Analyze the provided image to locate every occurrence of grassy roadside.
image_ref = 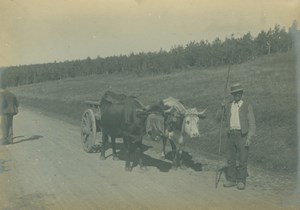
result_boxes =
[11,51,298,172]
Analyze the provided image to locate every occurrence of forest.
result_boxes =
[1,21,299,87]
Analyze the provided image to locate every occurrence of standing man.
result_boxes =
[1,81,19,145]
[0,84,6,145]
[216,82,256,190]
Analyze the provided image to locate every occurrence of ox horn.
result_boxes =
[197,107,207,118]
[136,108,148,117]
[164,106,173,113]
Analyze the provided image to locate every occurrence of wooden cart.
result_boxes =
[80,100,102,153]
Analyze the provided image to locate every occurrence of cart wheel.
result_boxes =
[81,109,97,153]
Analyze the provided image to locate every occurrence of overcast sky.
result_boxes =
[0,0,299,67]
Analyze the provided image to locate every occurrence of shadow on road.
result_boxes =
[162,151,203,172]
[103,142,203,172]
[12,135,43,144]
[114,143,173,172]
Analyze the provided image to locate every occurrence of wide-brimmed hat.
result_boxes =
[230,83,243,94]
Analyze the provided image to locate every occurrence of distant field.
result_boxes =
[11,51,298,172]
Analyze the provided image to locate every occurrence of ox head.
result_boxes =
[181,107,207,138]
[164,107,183,132]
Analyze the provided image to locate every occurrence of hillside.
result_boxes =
[11,51,298,172]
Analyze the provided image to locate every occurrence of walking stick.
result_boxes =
[215,64,231,188]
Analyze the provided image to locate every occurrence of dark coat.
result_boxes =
[2,90,19,115]
[0,90,6,115]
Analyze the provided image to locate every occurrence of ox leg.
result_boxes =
[123,138,132,172]
[161,136,177,160]
[100,133,109,160]
[168,139,177,166]
[172,144,183,170]
[136,140,147,171]
[177,144,187,170]
[170,139,177,159]
[161,136,167,160]
[172,150,186,170]
[162,135,177,161]
[172,149,179,170]
[178,150,187,170]
[111,137,119,160]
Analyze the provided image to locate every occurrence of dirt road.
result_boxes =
[0,107,299,210]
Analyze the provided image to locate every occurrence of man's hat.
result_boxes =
[230,83,243,93]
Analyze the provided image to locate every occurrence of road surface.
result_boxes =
[0,107,299,210]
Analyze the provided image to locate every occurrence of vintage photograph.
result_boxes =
[0,0,299,209]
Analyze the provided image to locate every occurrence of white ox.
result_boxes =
[146,97,207,169]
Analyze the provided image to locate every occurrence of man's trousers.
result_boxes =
[226,130,249,184]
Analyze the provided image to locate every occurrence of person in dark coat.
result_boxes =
[216,82,256,190]
[0,81,19,145]
[0,85,6,145]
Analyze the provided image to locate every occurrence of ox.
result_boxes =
[146,97,207,169]
[99,91,148,171]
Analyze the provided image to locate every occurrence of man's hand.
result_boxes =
[221,100,226,108]
[245,136,253,147]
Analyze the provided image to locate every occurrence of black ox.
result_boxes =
[99,91,148,171]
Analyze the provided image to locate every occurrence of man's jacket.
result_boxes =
[2,90,19,115]
[217,99,256,137]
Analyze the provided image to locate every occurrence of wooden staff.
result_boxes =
[215,64,231,188]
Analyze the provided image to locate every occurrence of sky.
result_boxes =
[0,0,299,67]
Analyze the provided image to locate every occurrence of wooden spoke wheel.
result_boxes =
[81,109,97,153]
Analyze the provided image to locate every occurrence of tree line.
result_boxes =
[2,22,299,87]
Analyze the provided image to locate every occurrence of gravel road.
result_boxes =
[0,107,299,210]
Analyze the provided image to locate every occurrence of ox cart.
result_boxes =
[81,94,207,171]
[81,100,103,153]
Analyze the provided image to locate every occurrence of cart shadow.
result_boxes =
[101,142,202,172]
[12,135,43,144]
[114,143,173,172]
